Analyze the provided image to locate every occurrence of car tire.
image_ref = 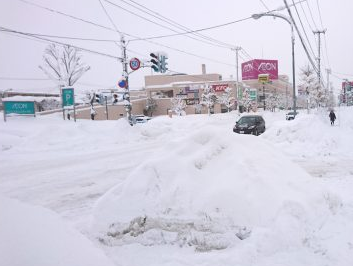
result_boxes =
[253,129,258,136]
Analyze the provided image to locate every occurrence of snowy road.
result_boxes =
[1,109,353,266]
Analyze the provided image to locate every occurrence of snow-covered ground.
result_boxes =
[1,107,353,266]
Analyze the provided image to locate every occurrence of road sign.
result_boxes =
[61,87,76,122]
[118,79,127,88]
[129,57,141,71]
[249,89,257,101]
[3,101,36,122]
[258,74,269,83]
[61,87,74,107]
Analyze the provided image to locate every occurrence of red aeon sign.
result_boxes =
[241,59,278,80]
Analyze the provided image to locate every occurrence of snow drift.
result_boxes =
[92,120,333,251]
[0,196,115,266]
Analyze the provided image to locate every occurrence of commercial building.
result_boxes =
[340,81,353,105]
[144,65,241,115]
[75,65,241,120]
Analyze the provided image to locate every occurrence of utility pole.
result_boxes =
[121,35,133,125]
[313,29,326,86]
[326,68,331,92]
[263,83,266,111]
[231,46,242,111]
[235,47,241,90]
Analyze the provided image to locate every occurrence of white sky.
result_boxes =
[1,0,352,94]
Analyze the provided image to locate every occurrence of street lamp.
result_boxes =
[252,12,297,115]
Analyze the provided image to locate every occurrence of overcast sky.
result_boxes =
[1,0,352,95]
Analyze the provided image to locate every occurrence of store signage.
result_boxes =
[212,84,228,92]
[242,59,278,80]
[3,101,36,122]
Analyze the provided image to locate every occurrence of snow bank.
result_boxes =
[262,108,353,158]
[0,196,116,266]
[92,119,331,251]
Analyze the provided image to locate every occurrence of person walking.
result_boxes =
[329,110,336,126]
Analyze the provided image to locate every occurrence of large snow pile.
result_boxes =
[0,196,115,266]
[92,117,336,251]
[262,108,353,158]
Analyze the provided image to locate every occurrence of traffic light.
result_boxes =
[95,93,102,104]
[150,53,160,72]
[160,55,168,73]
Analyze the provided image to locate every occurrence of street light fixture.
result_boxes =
[252,12,297,115]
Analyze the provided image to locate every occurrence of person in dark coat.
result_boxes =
[329,110,336,125]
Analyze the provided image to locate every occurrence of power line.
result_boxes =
[120,0,236,49]
[98,0,122,34]
[128,15,252,42]
[305,0,318,30]
[331,71,353,78]
[0,77,50,81]
[313,0,330,68]
[298,0,314,32]
[15,0,235,67]
[16,0,130,36]
[0,26,123,60]
[1,29,120,43]
[104,0,235,49]
[291,0,316,59]
[259,0,270,11]
[283,1,318,75]
[315,0,324,29]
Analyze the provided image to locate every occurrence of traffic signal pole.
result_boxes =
[121,35,133,125]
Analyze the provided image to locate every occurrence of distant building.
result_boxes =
[144,65,242,115]
[340,81,353,105]
[240,59,293,109]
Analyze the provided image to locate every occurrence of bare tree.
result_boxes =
[171,97,186,116]
[299,65,328,110]
[200,85,217,115]
[39,44,90,86]
[218,87,235,112]
[144,97,157,116]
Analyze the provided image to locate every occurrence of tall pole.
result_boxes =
[313,29,326,86]
[121,35,132,125]
[235,46,241,89]
[263,83,266,110]
[291,23,296,114]
[232,46,242,111]
[326,68,331,92]
[252,10,296,115]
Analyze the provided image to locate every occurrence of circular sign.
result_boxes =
[129,57,141,71]
[118,79,127,88]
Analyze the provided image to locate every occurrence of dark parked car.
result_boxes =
[233,115,266,136]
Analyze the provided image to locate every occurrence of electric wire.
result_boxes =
[15,0,235,67]
[291,0,316,59]
[283,1,319,75]
[305,0,318,30]
[1,29,120,43]
[16,0,129,37]
[298,0,314,31]
[259,0,270,11]
[98,0,122,34]
[0,77,50,80]
[0,26,123,60]
[104,0,235,49]
[315,0,325,29]
[120,0,236,49]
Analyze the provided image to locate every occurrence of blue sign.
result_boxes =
[118,79,127,88]
[3,101,36,121]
